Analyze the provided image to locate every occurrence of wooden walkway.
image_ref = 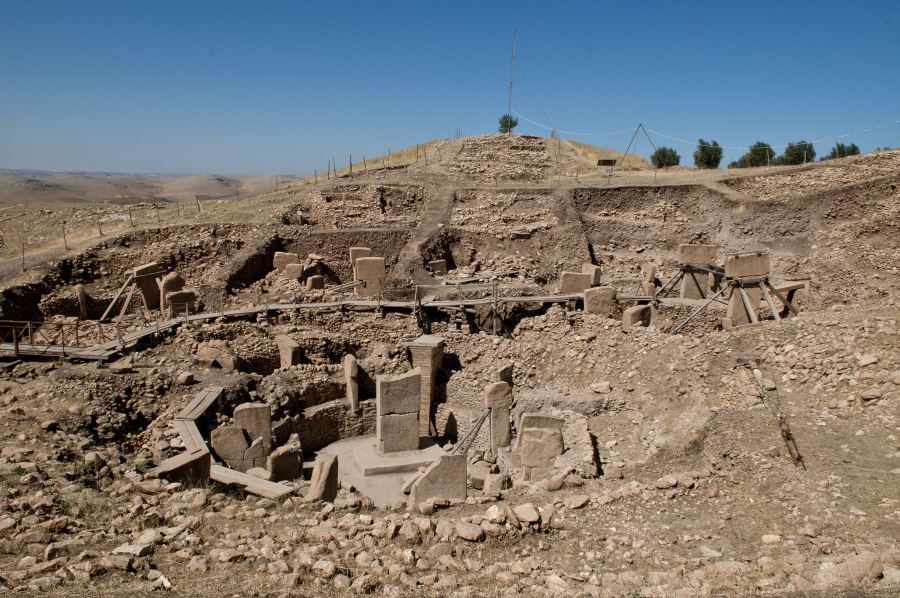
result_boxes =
[0,292,585,361]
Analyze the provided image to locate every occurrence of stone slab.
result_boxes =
[584,286,618,317]
[622,304,651,331]
[484,381,513,409]
[352,437,445,476]
[520,413,565,431]
[410,453,467,504]
[678,244,718,264]
[559,271,592,294]
[355,256,385,280]
[267,444,301,482]
[148,449,210,486]
[233,403,272,450]
[377,413,420,453]
[581,263,602,286]
[273,251,300,270]
[724,253,769,278]
[520,427,564,468]
[209,464,293,499]
[376,369,421,416]
[307,453,339,501]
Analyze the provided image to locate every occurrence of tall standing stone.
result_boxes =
[233,403,272,454]
[485,381,513,449]
[132,262,162,310]
[274,335,302,369]
[677,244,718,299]
[349,247,372,280]
[408,335,444,436]
[74,284,88,320]
[344,354,359,412]
[376,369,421,453]
[307,453,339,502]
[355,257,386,297]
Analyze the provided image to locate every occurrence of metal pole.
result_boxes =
[61,223,68,250]
[21,241,25,272]
[508,29,517,121]
[128,207,134,226]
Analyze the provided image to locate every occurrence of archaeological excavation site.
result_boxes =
[0,134,898,596]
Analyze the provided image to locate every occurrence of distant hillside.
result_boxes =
[0,172,298,205]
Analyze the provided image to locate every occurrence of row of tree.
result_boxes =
[650,140,863,169]
[495,114,873,170]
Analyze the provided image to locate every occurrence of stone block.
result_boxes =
[581,263,602,286]
[490,405,511,449]
[267,444,300,482]
[724,252,769,278]
[377,413,419,453]
[376,369,421,416]
[159,272,185,310]
[133,262,161,309]
[272,251,299,270]
[520,413,564,431]
[344,355,359,412]
[583,286,618,317]
[520,427,564,468]
[427,259,448,275]
[678,244,718,265]
[242,437,269,470]
[496,363,514,386]
[74,284,88,320]
[622,305,651,332]
[149,449,210,486]
[484,382,512,409]
[409,335,444,437]
[307,454,338,502]
[559,271,592,294]
[306,275,325,290]
[233,403,272,451]
[281,263,305,280]
[210,426,249,467]
[410,454,467,504]
[274,335,302,369]
[725,287,763,326]
[349,247,372,277]
[165,290,197,315]
[355,257,386,297]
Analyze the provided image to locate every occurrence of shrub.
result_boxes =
[693,139,723,169]
[821,142,860,160]
[498,114,518,134]
[650,146,680,168]
[728,141,775,168]
[778,140,815,165]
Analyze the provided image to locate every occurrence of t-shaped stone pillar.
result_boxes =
[408,335,444,436]
[484,381,513,449]
[132,262,162,310]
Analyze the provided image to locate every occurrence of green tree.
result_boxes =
[498,114,518,134]
[728,141,775,168]
[777,140,815,165]
[650,146,680,168]
[693,139,723,168]
[821,142,860,160]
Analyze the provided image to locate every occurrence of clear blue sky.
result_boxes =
[2,0,898,173]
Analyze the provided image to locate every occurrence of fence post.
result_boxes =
[128,207,134,226]
[12,324,19,357]
[27,321,34,345]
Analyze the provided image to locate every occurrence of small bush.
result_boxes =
[650,146,680,168]
[728,141,775,168]
[693,139,723,169]
[821,142,860,160]
[498,114,518,134]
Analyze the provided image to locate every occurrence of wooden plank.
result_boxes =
[176,387,224,421]
[209,464,294,499]
[99,275,134,322]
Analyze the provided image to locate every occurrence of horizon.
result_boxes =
[1,0,898,175]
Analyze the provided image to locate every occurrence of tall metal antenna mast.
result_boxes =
[508,29,517,119]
